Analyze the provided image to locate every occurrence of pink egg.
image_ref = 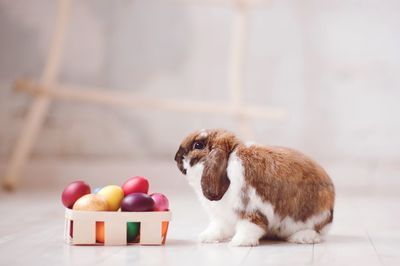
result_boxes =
[150,193,169,211]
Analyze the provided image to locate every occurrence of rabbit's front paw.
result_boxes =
[198,222,234,243]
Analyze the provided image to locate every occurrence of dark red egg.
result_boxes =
[61,181,91,208]
[121,193,155,212]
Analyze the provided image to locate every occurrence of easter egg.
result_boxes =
[127,222,140,242]
[162,221,169,238]
[97,185,124,211]
[69,220,73,238]
[122,176,149,196]
[72,194,109,211]
[150,193,169,211]
[121,193,155,212]
[92,187,102,194]
[61,181,91,208]
[162,222,168,236]
[161,222,169,244]
[96,222,105,243]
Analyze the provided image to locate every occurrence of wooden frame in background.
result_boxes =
[2,0,284,190]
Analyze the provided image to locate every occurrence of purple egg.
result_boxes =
[121,193,155,212]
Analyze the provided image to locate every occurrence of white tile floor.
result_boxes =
[0,159,399,266]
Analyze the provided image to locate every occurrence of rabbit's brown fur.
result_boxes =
[236,145,334,227]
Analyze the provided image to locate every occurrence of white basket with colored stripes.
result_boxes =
[64,208,171,246]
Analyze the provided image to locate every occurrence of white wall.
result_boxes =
[0,0,399,163]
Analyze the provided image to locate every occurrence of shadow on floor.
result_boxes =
[166,238,197,247]
[257,234,366,246]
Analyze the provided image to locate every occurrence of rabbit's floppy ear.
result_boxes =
[201,148,230,201]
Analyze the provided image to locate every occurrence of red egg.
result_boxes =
[122,176,149,196]
[121,193,155,212]
[150,193,169,211]
[61,181,91,208]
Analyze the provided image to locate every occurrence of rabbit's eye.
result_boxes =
[193,141,205,150]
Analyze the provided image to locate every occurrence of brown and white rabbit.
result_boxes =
[174,129,335,246]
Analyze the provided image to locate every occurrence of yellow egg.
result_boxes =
[72,194,109,211]
[97,185,124,211]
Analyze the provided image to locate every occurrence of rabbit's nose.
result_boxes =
[174,152,181,162]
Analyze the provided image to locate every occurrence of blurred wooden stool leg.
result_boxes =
[2,0,72,190]
[2,97,51,190]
